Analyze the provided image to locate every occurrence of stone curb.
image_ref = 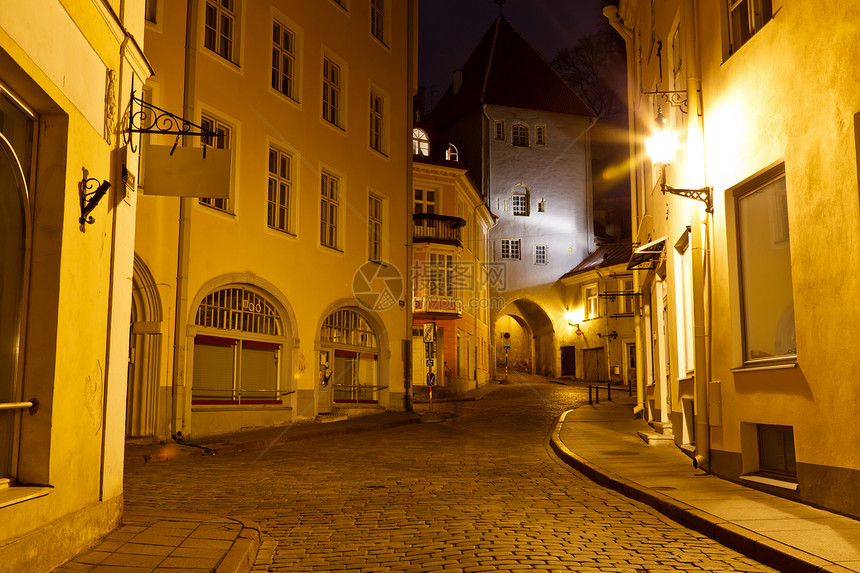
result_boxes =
[216,517,261,573]
[549,409,851,573]
[126,415,421,466]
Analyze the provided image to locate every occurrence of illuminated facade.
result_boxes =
[134,0,415,438]
[0,0,150,570]
[410,150,494,395]
[431,16,596,378]
[606,0,860,516]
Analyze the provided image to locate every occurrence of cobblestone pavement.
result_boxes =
[124,373,776,572]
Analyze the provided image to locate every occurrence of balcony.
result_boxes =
[413,213,466,247]
[413,295,464,315]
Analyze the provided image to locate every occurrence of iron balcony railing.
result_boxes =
[413,213,466,246]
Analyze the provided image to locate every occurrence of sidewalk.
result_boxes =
[551,395,860,573]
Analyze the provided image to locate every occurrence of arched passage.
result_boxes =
[494,298,556,378]
[127,255,163,438]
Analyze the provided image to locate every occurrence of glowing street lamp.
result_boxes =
[645,108,712,213]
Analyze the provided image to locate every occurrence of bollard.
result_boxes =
[595,385,599,404]
[607,381,612,401]
[628,379,632,396]
[588,385,593,405]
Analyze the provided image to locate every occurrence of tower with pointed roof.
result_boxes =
[430,15,595,377]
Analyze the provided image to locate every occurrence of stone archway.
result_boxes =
[127,255,163,438]
[493,298,556,378]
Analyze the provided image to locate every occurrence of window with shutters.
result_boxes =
[192,286,284,405]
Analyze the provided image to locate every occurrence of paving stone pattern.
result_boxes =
[124,373,776,572]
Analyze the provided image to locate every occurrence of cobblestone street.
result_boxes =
[124,374,775,572]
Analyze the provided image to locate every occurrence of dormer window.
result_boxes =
[445,143,459,161]
[412,128,429,156]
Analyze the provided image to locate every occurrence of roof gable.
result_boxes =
[432,16,594,126]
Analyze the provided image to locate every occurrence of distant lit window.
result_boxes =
[204,0,238,63]
[726,0,773,56]
[535,244,547,265]
[501,239,521,260]
[412,128,429,156]
[512,124,528,147]
[445,143,459,161]
[585,285,599,319]
[413,187,436,214]
[494,120,505,141]
[535,125,546,145]
[272,20,297,100]
[511,185,529,216]
[200,114,231,212]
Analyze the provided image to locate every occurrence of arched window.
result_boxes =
[319,308,380,403]
[0,92,34,478]
[512,124,529,147]
[445,143,459,162]
[412,128,429,156]
[192,286,285,404]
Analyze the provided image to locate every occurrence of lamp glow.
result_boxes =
[645,130,678,165]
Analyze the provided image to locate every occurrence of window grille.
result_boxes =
[501,239,520,260]
[535,244,547,265]
[512,193,528,216]
[321,309,378,349]
[195,286,282,336]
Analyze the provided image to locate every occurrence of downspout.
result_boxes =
[480,103,495,381]
[405,0,417,411]
[171,0,198,438]
[603,3,646,416]
[682,0,711,472]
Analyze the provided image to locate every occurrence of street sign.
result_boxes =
[504,345,511,350]
[426,359,434,367]
[423,322,437,343]
[427,372,436,386]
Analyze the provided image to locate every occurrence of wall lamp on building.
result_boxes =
[563,311,584,335]
[645,108,712,213]
[78,167,111,232]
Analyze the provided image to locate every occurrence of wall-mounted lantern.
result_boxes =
[78,167,111,232]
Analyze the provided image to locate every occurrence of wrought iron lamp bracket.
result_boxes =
[661,183,713,213]
[125,90,222,153]
[79,167,111,232]
[643,90,690,114]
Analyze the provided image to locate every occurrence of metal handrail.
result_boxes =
[0,399,39,415]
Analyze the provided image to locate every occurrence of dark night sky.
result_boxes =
[418,0,605,109]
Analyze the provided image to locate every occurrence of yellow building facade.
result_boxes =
[134,0,415,439]
[0,0,150,570]
[606,0,860,516]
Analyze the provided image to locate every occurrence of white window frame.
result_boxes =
[427,252,454,298]
[534,244,547,265]
[267,145,295,235]
[199,113,233,213]
[725,0,773,57]
[535,124,546,145]
[511,192,528,216]
[500,239,521,260]
[619,278,635,314]
[204,0,239,64]
[322,53,346,130]
[320,169,342,250]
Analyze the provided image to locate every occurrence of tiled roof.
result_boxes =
[561,243,632,279]
[431,16,594,127]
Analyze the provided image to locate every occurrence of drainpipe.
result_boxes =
[171,0,198,438]
[682,0,711,472]
[405,0,417,411]
[603,4,645,417]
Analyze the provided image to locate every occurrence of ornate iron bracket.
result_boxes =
[643,90,689,114]
[661,183,712,213]
[124,89,222,153]
[79,167,111,232]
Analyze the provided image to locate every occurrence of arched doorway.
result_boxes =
[126,255,163,438]
[494,298,556,377]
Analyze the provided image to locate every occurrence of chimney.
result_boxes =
[453,69,463,94]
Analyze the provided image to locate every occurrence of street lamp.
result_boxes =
[645,108,712,213]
